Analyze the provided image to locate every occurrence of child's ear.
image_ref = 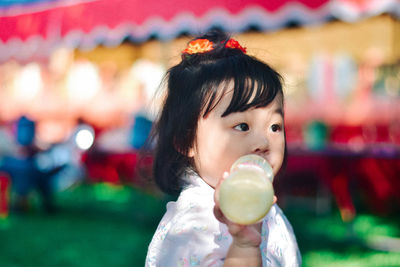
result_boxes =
[174,139,195,157]
[187,146,195,158]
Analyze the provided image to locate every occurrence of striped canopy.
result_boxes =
[0,0,399,61]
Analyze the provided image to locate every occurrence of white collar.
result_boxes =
[182,172,215,195]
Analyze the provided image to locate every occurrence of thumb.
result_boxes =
[214,171,229,205]
[273,196,278,205]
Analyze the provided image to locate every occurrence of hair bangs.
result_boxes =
[201,56,283,118]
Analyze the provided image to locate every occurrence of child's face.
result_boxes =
[189,88,285,188]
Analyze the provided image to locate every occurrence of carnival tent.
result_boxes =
[1,0,399,61]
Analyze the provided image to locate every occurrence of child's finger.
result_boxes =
[213,204,229,225]
[214,171,229,205]
[213,205,223,222]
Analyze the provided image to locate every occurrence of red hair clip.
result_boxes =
[225,39,246,53]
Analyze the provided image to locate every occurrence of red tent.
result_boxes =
[0,0,398,61]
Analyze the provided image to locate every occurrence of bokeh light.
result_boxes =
[75,128,94,150]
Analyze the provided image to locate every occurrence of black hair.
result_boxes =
[152,30,285,195]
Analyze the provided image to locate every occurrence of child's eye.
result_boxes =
[271,124,282,132]
[234,123,249,132]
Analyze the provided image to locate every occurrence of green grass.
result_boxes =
[0,184,399,267]
[0,184,169,267]
[286,210,400,267]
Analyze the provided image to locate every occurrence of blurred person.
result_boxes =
[146,31,301,266]
[30,117,98,194]
[48,118,94,190]
[0,116,59,213]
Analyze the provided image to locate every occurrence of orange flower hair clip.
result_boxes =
[225,38,246,53]
[183,39,214,54]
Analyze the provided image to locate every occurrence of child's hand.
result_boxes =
[213,172,277,248]
[214,203,263,247]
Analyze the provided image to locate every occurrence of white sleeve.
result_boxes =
[261,204,302,267]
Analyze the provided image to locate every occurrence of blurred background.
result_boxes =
[0,0,399,266]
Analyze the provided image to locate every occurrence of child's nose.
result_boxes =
[252,134,269,155]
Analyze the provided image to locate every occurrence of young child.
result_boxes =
[146,31,301,266]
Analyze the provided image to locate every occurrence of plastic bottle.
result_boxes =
[219,154,274,225]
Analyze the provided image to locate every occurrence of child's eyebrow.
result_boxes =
[274,107,284,117]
